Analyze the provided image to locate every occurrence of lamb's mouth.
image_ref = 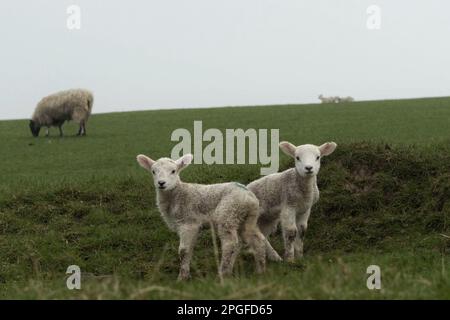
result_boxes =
[158,186,166,190]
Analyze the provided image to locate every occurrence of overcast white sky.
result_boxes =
[0,0,449,120]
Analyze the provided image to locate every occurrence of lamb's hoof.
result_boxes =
[274,256,283,262]
[284,255,295,263]
[177,272,191,281]
[268,252,283,262]
[256,266,266,274]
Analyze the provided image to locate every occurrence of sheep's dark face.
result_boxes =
[29,120,41,137]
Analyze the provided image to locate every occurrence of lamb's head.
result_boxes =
[136,153,193,191]
[279,141,337,177]
[29,120,40,137]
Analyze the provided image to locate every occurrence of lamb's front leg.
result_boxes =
[280,206,297,262]
[294,208,311,259]
[177,224,200,281]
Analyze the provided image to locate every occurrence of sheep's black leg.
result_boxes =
[59,125,64,137]
[77,125,82,136]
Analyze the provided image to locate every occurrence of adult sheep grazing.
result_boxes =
[248,141,337,262]
[136,153,266,280]
[29,89,94,137]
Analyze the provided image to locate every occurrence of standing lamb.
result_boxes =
[248,141,337,262]
[29,89,94,137]
[136,153,266,280]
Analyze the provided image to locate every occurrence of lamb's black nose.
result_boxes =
[305,166,313,172]
[158,181,166,186]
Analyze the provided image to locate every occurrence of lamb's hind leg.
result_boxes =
[258,219,282,262]
[242,217,267,273]
[177,224,200,281]
[218,226,240,278]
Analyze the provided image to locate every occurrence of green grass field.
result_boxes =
[1,98,450,299]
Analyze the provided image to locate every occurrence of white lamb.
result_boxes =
[318,94,335,104]
[136,153,266,280]
[248,141,337,262]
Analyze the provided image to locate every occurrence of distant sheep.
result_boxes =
[338,96,354,103]
[318,94,335,104]
[248,141,337,262]
[29,89,94,137]
[136,153,266,280]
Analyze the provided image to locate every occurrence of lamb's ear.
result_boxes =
[319,142,337,156]
[176,154,193,170]
[279,141,297,158]
[136,154,155,171]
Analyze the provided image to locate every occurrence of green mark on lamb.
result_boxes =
[233,182,248,190]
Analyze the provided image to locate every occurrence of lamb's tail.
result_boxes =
[229,182,260,220]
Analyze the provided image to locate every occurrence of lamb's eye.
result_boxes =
[152,170,155,174]
[171,170,176,174]
[316,156,320,161]
[296,156,300,161]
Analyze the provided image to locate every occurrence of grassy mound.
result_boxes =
[1,142,449,298]
[305,142,450,253]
